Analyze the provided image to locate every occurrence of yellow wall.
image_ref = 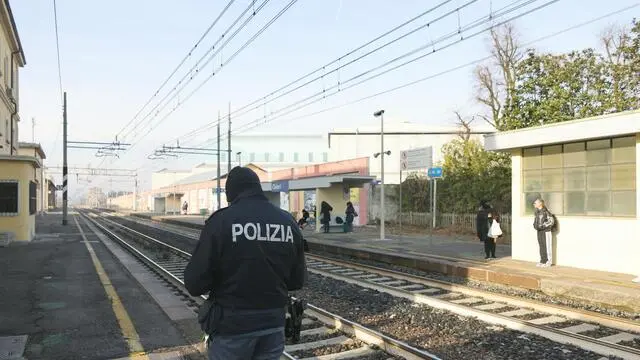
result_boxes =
[0,159,36,242]
[510,135,640,275]
[315,185,348,232]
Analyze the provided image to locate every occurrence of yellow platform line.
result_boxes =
[74,215,149,359]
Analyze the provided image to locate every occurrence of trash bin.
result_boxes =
[200,208,208,216]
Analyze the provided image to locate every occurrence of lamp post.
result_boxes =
[374,109,385,240]
[236,152,242,167]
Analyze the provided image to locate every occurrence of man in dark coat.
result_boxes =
[476,200,492,259]
[184,166,307,360]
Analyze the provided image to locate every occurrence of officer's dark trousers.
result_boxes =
[537,230,552,264]
[208,327,284,360]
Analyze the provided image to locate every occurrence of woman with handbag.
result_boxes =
[486,210,502,259]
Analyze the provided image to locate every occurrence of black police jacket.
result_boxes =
[184,190,307,310]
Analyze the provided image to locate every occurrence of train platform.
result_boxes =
[0,213,204,360]
[143,214,640,314]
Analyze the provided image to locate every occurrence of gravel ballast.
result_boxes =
[295,273,622,360]
[312,251,640,321]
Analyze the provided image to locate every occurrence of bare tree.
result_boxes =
[475,23,522,130]
[454,111,473,142]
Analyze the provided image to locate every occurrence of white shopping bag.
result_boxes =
[489,221,502,237]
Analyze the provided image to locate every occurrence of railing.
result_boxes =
[388,212,512,237]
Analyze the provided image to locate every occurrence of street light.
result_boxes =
[373,109,386,240]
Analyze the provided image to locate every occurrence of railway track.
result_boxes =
[80,210,439,360]
[304,254,640,360]
[100,212,640,359]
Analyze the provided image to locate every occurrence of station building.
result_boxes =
[0,0,36,244]
[484,110,639,275]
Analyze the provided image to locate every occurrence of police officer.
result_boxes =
[184,166,307,360]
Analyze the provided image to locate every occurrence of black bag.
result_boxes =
[198,296,221,334]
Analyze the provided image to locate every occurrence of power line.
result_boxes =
[226,0,549,137]
[115,0,237,140]
[122,0,300,156]
[120,0,273,143]
[230,1,637,137]
[137,0,629,170]
[50,0,64,162]
[176,0,466,141]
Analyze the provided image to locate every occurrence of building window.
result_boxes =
[322,152,328,162]
[522,136,636,217]
[279,152,285,162]
[293,152,299,162]
[249,152,255,162]
[0,181,18,215]
[29,181,36,215]
[264,152,270,162]
[308,152,314,162]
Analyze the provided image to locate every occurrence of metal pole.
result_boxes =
[216,114,221,210]
[228,102,232,172]
[380,113,385,241]
[62,92,68,225]
[399,168,402,237]
[133,175,138,211]
[432,178,437,229]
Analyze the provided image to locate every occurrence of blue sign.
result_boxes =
[427,167,443,179]
[212,188,225,194]
[271,181,289,192]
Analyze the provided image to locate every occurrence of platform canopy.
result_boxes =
[262,174,376,192]
[484,110,640,151]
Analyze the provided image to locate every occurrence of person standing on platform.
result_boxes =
[533,198,555,268]
[182,201,188,215]
[486,209,502,259]
[476,200,492,259]
[184,166,307,360]
[345,202,357,233]
[320,201,333,233]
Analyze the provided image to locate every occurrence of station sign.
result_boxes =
[271,181,289,192]
[212,188,225,194]
[400,146,433,171]
[427,167,443,179]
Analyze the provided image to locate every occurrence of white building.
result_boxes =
[329,121,495,184]
[485,110,639,275]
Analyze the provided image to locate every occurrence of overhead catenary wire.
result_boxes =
[176,0,534,144]
[120,0,273,144]
[122,0,300,156]
[128,0,632,176]
[49,0,64,161]
[221,0,551,139]
[115,0,237,140]
[230,0,638,137]
[176,0,474,142]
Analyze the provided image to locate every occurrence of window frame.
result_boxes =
[0,180,19,216]
[521,135,636,218]
[29,181,37,215]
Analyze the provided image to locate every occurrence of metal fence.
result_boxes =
[393,212,512,234]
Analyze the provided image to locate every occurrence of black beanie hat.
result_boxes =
[225,166,263,203]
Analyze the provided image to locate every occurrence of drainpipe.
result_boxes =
[9,50,20,155]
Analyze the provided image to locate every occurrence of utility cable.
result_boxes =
[121,0,271,143]
[228,0,549,137]
[115,0,236,140]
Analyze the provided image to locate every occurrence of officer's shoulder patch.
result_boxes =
[205,207,229,224]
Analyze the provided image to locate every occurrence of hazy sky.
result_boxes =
[11,0,638,196]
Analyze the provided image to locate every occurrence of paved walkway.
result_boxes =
[0,213,203,360]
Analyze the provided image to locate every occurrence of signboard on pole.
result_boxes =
[271,181,289,192]
[399,146,433,171]
[427,167,443,179]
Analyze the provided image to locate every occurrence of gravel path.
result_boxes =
[312,251,640,321]
[295,273,621,360]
